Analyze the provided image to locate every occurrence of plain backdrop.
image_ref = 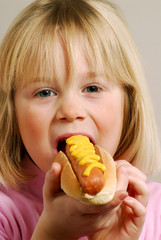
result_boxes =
[0,0,161,182]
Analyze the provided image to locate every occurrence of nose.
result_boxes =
[55,95,86,122]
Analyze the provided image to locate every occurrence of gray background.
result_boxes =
[0,0,161,182]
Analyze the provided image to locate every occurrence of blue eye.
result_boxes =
[85,86,100,93]
[37,90,55,97]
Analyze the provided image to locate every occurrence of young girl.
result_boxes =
[0,0,160,239]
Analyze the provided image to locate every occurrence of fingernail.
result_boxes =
[51,162,61,174]
[124,196,133,204]
[121,166,127,174]
[119,192,128,201]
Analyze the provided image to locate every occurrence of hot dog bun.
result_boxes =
[55,142,116,205]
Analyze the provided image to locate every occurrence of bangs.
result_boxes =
[0,0,133,92]
[14,25,117,89]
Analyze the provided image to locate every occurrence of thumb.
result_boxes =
[43,162,62,200]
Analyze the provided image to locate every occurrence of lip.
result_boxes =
[54,132,95,153]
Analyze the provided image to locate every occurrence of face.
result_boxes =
[14,41,124,172]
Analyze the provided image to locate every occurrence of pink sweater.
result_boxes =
[0,159,161,239]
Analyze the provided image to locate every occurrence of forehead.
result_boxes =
[15,30,111,89]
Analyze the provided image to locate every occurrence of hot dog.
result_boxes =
[65,135,106,196]
[55,135,116,205]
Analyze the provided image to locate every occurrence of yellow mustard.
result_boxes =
[66,135,106,176]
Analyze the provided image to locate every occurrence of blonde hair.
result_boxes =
[0,0,160,187]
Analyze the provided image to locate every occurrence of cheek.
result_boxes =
[15,103,52,150]
[98,99,123,129]
[99,107,123,144]
[96,93,124,155]
[17,109,41,139]
[15,107,54,171]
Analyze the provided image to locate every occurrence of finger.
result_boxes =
[43,162,62,200]
[115,160,149,207]
[116,164,129,192]
[107,190,128,211]
[116,160,146,182]
[127,176,149,207]
[123,196,146,226]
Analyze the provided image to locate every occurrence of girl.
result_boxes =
[0,0,160,239]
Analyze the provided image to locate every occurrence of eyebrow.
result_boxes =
[77,71,96,81]
[20,77,57,87]
[84,71,97,78]
[19,71,107,89]
[80,71,107,82]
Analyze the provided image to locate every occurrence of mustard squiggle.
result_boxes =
[66,135,106,176]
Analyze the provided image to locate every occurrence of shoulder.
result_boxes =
[147,180,161,199]
[0,186,22,239]
[146,181,161,212]
[0,184,43,239]
[0,183,43,213]
[140,181,161,239]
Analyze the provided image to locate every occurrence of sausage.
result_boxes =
[65,135,106,195]
[55,136,117,205]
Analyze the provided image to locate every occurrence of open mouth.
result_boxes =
[57,135,94,153]
[57,139,66,153]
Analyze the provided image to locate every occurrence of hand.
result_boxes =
[32,162,128,240]
[88,160,149,240]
